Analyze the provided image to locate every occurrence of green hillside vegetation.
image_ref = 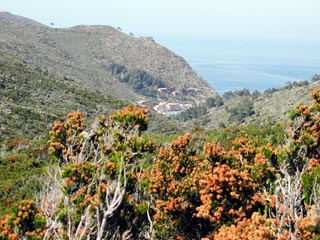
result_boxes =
[1,90,320,239]
[1,24,319,239]
[1,12,320,240]
[0,46,181,125]
[0,138,52,212]
[184,79,320,128]
[0,51,180,140]
[0,51,123,211]
[107,63,166,98]
[0,51,125,141]
[0,51,182,213]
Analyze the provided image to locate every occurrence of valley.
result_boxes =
[0,11,320,239]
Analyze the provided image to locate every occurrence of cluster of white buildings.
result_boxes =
[153,102,193,116]
[137,87,197,117]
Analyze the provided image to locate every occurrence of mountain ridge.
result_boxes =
[0,11,47,28]
[0,13,218,108]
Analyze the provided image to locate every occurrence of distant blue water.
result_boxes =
[191,62,319,94]
[156,36,320,94]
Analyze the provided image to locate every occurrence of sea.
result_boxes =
[156,36,320,95]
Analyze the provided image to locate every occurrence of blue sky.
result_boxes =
[1,0,320,42]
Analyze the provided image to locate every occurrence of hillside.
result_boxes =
[0,51,122,141]
[1,13,319,135]
[0,15,217,108]
[1,87,320,239]
[188,80,320,129]
[0,51,181,142]
[1,12,320,240]
[0,11,47,27]
[0,50,181,209]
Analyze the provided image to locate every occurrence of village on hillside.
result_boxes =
[138,87,196,116]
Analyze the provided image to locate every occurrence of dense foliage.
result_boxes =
[205,96,224,108]
[178,105,208,122]
[107,63,165,98]
[227,97,255,123]
[1,89,320,239]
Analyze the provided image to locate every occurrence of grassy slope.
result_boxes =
[0,50,125,141]
[190,81,320,129]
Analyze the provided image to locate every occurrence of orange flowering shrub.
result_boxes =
[203,138,275,208]
[289,88,320,171]
[0,215,17,240]
[149,133,206,239]
[296,207,320,239]
[196,163,262,224]
[202,141,272,223]
[45,106,155,239]
[3,89,320,239]
[203,141,228,165]
[213,212,276,240]
[230,135,255,163]
[48,111,84,162]
[109,105,148,134]
[204,136,276,182]
[149,134,272,239]
[0,200,46,240]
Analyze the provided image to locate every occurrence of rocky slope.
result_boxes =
[0,11,46,27]
[0,13,217,107]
